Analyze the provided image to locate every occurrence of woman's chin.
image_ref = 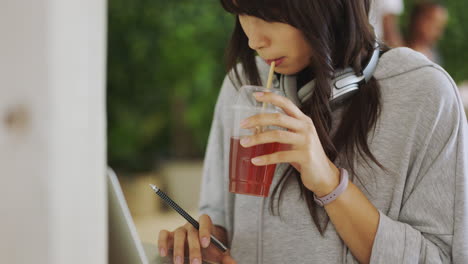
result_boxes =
[275,67,303,75]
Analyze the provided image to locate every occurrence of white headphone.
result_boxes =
[280,44,381,107]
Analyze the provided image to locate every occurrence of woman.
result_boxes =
[158,0,467,263]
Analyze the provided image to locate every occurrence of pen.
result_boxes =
[149,184,228,252]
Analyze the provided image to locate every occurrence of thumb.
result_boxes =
[221,255,237,264]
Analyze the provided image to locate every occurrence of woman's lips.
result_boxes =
[265,57,285,66]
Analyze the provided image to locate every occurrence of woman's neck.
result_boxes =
[297,67,314,88]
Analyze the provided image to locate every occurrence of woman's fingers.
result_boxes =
[187,225,202,264]
[173,227,188,264]
[239,129,301,148]
[157,229,172,257]
[254,92,310,121]
[250,150,306,166]
[158,215,224,264]
[199,214,213,248]
[241,112,306,133]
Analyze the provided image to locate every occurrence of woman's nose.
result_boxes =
[241,16,270,50]
[248,33,269,50]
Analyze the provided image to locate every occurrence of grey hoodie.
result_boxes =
[198,48,468,263]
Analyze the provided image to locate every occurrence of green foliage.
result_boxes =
[437,1,468,82]
[107,0,234,172]
[401,0,468,82]
[107,0,468,173]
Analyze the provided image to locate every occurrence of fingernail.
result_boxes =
[176,256,183,264]
[192,258,200,264]
[201,236,210,248]
[252,157,263,165]
[254,92,264,97]
[159,247,166,257]
[240,137,250,146]
[240,119,249,128]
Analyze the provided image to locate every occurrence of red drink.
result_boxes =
[229,136,282,197]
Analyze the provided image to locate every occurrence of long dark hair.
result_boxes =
[220,0,387,235]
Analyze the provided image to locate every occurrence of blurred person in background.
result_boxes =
[370,0,405,47]
[406,1,449,65]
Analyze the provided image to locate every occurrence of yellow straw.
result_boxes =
[258,61,276,133]
[263,61,276,111]
[265,61,276,91]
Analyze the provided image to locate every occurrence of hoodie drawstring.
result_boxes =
[257,197,265,264]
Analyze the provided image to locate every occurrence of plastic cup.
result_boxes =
[228,85,287,197]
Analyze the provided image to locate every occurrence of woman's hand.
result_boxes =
[239,91,340,196]
[158,214,236,264]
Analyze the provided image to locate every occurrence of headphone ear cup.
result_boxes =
[330,69,361,105]
[330,83,359,107]
[329,45,380,107]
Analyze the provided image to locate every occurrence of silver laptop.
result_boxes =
[108,167,152,264]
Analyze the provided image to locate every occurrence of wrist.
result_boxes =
[313,168,349,207]
[313,165,340,197]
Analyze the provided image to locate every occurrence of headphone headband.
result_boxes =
[279,43,381,108]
